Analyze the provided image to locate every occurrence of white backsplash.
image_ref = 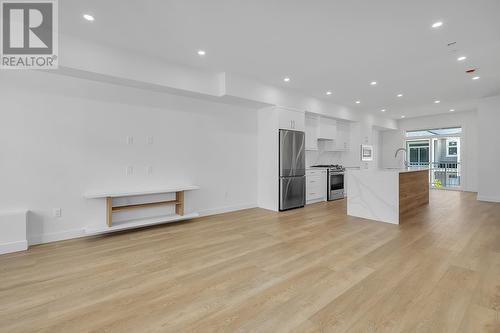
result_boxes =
[306,150,343,167]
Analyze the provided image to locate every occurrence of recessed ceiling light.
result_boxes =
[449,109,455,112]
[283,77,291,82]
[381,109,386,112]
[457,56,467,61]
[370,81,377,86]
[401,115,406,118]
[355,101,361,104]
[197,50,206,56]
[397,94,403,97]
[326,91,332,95]
[434,100,440,104]
[432,21,443,28]
[472,76,480,80]
[83,14,95,21]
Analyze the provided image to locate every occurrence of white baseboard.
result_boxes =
[0,240,28,255]
[476,195,500,203]
[28,228,85,246]
[198,203,258,217]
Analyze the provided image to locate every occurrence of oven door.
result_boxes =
[328,172,344,200]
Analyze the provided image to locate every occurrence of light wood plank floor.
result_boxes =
[1,191,499,332]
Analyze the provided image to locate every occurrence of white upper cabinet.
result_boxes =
[335,121,351,151]
[278,108,305,131]
[321,119,351,151]
[305,114,319,150]
[318,117,337,140]
[298,112,351,151]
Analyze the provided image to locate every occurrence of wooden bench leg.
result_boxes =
[176,191,184,216]
[106,197,113,227]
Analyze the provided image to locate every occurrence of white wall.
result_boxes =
[256,108,279,211]
[477,95,500,202]
[0,71,258,244]
[380,111,478,192]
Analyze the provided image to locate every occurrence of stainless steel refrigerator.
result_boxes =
[279,129,306,211]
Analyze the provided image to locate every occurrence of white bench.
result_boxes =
[0,210,28,254]
[84,186,200,235]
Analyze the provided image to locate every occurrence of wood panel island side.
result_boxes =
[346,169,429,224]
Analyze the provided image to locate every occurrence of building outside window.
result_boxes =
[446,139,458,157]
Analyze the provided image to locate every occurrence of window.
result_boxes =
[446,140,458,157]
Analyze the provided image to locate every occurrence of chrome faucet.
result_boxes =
[394,148,408,167]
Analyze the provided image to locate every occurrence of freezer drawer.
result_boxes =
[279,176,306,211]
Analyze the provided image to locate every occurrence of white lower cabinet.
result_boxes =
[306,169,327,203]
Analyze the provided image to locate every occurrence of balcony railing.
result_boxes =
[408,162,461,188]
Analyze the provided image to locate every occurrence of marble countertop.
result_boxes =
[386,167,429,173]
[347,167,429,174]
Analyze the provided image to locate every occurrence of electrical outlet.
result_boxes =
[147,136,154,145]
[53,208,62,218]
[126,136,134,145]
[147,166,153,176]
[126,166,134,176]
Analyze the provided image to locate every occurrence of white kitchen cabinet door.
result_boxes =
[318,117,336,140]
[336,121,351,151]
[322,121,350,151]
[306,169,327,203]
[305,115,319,150]
[278,108,305,131]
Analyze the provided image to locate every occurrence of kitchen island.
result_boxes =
[346,168,429,224]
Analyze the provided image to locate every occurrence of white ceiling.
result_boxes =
[61,0,500,118]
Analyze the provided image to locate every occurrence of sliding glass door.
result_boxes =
[406,140,430,167]
[405,127,462,190]
[430,137,461,188]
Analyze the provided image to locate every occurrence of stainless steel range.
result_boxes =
[310,164,345,201]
